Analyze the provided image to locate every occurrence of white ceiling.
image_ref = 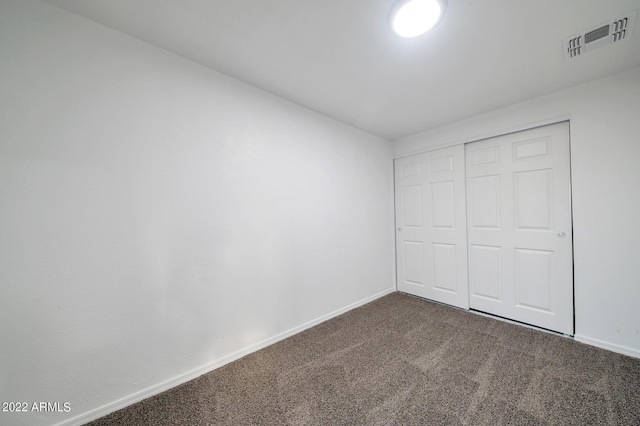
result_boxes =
[43,0,640,140]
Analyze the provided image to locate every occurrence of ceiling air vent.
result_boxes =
[563,10,637,60]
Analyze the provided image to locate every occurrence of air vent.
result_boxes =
[563,10,637,60]
[613,17,629,41]
[584,25,610,44]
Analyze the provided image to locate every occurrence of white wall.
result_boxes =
[0,1,394,425]
[395,66,640,358]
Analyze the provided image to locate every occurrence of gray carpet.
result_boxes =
[87,293,640,425]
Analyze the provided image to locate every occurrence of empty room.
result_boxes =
[2,0,640,425]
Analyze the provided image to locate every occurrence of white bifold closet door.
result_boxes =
[395,145,469,309]
[466,122,573,334]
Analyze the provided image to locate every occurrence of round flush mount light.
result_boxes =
[390,0,447,38]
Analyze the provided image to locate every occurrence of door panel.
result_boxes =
[431,181,455,228]
[395,145,468,309]
[515,248,553,312]
[403,241,424,286]
[433,243,457,293]
[469,244,502,301]
[466,122,573,334]
[402,185,423,227]
[469,175,501,229]
[513,170,552,230]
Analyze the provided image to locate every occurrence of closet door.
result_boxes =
[466,122,573,334]
[395,145,468,309]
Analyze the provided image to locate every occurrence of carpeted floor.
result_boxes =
[87,293,640,425]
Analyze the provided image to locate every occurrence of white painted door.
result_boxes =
[395,145,469,309]
[466,122,573,334]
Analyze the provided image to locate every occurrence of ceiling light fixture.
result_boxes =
[390,0,447,38]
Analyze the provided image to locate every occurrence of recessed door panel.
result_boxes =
[469,245,502,301]
[430,155,454,174]
[514,169,552,230]
[515,248,553,312]
[469,175,501,229]
[402,185,423,228]
[513,137,550,161]
[403,161,422,178]
[470,146,500,166]
[403,241,424,287]
[433,243,457,293]
[431,181,455,229]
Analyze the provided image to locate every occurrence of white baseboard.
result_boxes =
[56,288,396,426]
[574,334,640,359]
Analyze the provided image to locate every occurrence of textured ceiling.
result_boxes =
[43,0,640,139]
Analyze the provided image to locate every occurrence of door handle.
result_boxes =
[557,232,566,239]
